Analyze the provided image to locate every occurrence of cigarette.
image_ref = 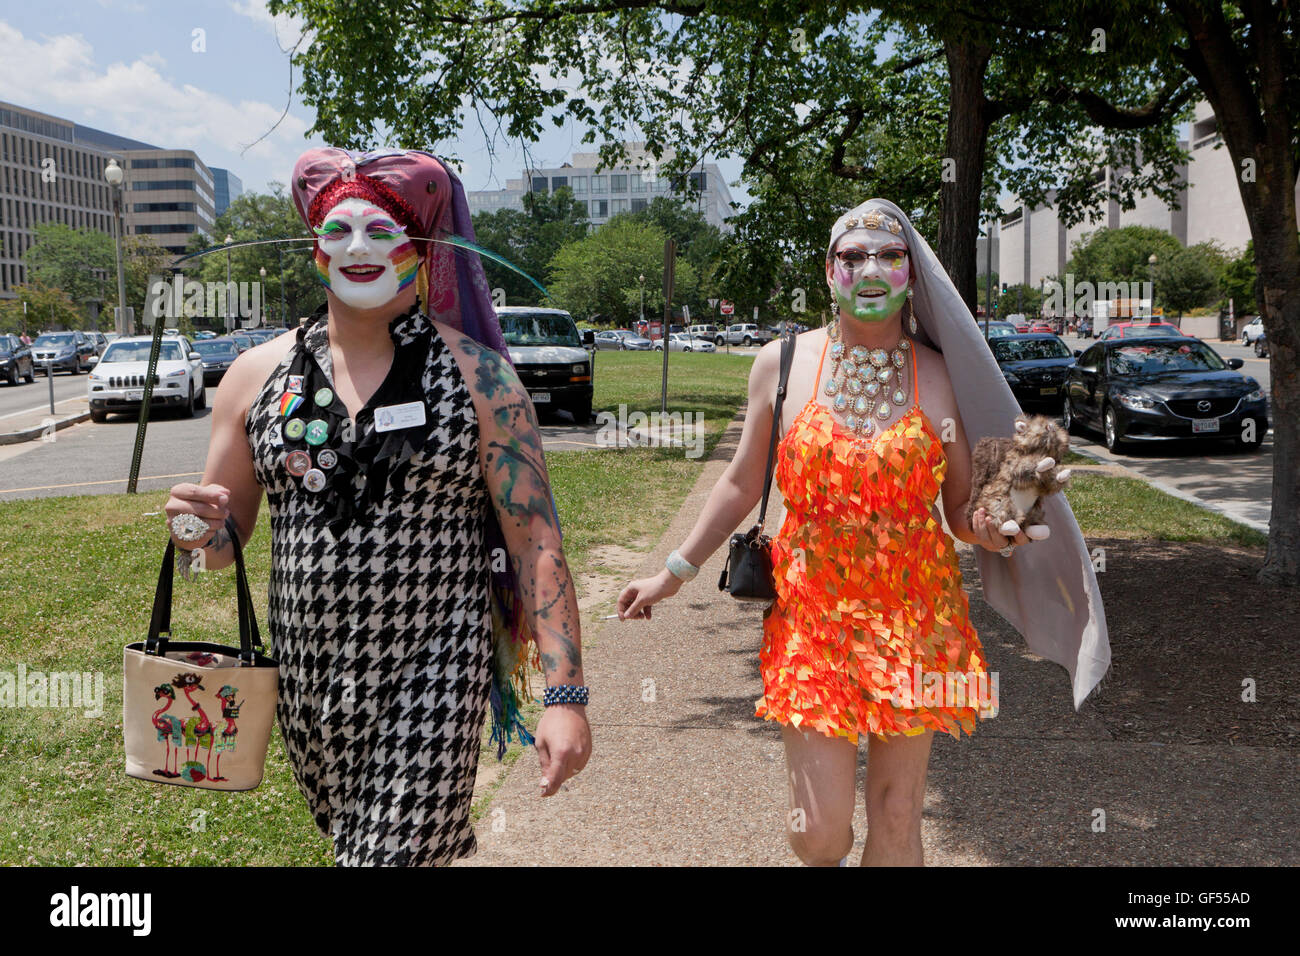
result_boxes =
[601,613,621,620]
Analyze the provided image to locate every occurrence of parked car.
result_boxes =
[497,306,594,422]
[193,330,217,340]
[245,328,281,345]
[192,337,241,386]
[1028,323,1054,334]
[31,331,96,375]
[229,331,255,352]
[654,332,715,352]
[687,324,718,339]
[87,331,108,356]
[718,323,774,347]
[1240,316,1265,345]
[978,321,1018,338]
[594,329,652,351]
[87,335,206,422]
[989,334,1076,412]
[1098,321,1186,341]
[1254,330,1269,358]
[0,333,35,385]
[1062,336,1268,453]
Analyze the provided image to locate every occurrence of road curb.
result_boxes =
[0,411,92,446]
[1067,441,1270,534]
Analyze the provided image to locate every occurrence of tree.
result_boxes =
[996,283,1044,319]
[1067,225,1183,291]
[472,185,589,307]
[23,223,114,317]
[1220,241,1257,317]
[185,185,322,326]
[547,218,696,326]
[1154,243,1222,316]
[0,281,82,334]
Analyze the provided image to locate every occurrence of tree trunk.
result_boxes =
[1171,0,1300,586]
[937,37,992,313]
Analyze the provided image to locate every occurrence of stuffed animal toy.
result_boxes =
[966,414,1073,541]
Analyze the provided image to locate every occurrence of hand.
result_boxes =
[534,703,591,797]
[616,568,682,620]
[970,507,1032,553]
[164,482,231,549]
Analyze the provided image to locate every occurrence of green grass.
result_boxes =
[0,352,756,866]
[1063,472,1268,547]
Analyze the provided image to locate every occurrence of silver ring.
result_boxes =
[999,544,1016,557]
[170,512,211,543]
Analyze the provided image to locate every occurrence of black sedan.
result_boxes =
[1062,336,1269,453]
[989,334,1076,412]
[0,333,35,385]
[192,337,241,385]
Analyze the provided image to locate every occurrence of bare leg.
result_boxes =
[781,723,858,866]
[862,729,934,866]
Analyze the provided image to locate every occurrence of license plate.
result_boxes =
[125,389,143,401]
[531,392,551,403]
[1192,417,1219,433]
[1038,386,1058,395]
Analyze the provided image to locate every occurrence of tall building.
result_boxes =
[0,100,222,300]
[468,142,737,233]
[211,167,243,218]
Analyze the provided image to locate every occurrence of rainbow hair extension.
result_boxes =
[388,239,419,292]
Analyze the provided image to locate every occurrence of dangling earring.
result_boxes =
[906,288,918,335]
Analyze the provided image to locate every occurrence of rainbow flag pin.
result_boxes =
[280,393,304,417]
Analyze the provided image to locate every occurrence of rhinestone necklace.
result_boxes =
[823,319,912,437]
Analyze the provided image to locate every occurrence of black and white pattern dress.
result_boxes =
[245,309,492,866]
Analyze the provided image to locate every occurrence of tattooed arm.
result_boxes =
[442,324,591,797]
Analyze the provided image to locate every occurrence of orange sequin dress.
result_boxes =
[755,334,996,742]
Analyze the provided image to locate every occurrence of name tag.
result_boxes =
[373,401,426,433]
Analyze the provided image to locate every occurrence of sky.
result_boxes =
[0,0,753,206]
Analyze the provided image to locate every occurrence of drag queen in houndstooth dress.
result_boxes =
[245,304,491,866]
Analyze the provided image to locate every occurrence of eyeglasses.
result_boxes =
[835,248,908,267]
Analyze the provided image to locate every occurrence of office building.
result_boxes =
[212,167,243,218]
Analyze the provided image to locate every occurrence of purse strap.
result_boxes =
[147,516,263,665]
[755,330,798,533]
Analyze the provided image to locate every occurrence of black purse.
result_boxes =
[718,331,797,603]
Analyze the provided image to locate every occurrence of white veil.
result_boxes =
[828,198,1111,709]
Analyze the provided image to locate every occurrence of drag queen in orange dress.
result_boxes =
[618,199,1109,866]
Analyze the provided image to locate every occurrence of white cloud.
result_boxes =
[0,20,312,184]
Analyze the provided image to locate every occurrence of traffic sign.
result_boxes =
[720,300,734,316]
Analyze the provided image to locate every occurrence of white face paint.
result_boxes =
[313,197,420,310]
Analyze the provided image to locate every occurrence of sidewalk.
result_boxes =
[461,407,1299,866]
[0,396,90,445]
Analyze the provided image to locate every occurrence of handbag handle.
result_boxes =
[147,515,263,665]
[754,331,798,533]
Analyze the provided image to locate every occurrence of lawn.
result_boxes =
[0,342,1269,864]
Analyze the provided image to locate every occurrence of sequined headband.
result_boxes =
[308,172,426,242]
[843,209,903,235]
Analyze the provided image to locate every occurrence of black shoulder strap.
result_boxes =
[756,332,797,531]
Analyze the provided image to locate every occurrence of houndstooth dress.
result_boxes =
[245,309,493,866]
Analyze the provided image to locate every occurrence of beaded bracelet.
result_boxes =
[542,685,589,707]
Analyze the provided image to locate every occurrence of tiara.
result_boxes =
[842,209,903,235]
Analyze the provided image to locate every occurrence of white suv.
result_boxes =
[87,335,206,423]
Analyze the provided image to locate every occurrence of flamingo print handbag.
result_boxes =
[123,518,279,791]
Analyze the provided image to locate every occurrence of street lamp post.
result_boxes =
[1148,253,1158,320]
[639,273,646,326]
[225,234,234,332]
[259,266,267,328]
[102,158,130,336]
[276,242,287,326]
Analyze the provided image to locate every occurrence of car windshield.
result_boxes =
[102,341,185,363]
[992,338,1071,361]
[499,312,580,347]
[1109,342,1226,375]
[193,340,238,357]
[35,334,76,346]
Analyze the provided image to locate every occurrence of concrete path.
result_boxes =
[461,405,1297,866]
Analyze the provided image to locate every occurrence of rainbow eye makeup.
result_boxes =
[314,220,349,240]
[365,220,404,240]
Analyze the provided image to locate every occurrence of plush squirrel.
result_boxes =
[966,414,1073,541]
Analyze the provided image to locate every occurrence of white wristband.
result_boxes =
[665,549,699,581]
